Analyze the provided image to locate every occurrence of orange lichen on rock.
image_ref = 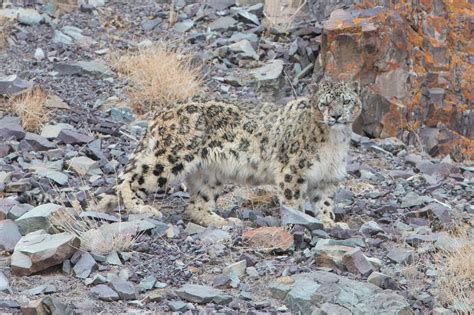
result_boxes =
[315,0,473,160]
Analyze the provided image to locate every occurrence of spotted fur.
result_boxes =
[97,81,362,227]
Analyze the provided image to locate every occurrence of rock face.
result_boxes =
[269,271,412,314]
[314,1,473,161]
[11,230,80,276]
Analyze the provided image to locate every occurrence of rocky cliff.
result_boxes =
[313,0,473,161]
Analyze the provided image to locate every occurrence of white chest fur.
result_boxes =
[308,126,350,185]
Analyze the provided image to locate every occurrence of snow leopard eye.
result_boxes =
[343,99,351,105]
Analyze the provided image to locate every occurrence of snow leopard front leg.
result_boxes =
[307,182,337,228]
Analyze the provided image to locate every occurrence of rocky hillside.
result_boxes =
[0,0,472,314]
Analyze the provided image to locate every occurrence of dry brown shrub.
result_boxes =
[50,207,139,255]
[0,16,12,50]
[10,88,49,132]
[108,44,204,112]
[433,231,474,312]
[264,0,307,32]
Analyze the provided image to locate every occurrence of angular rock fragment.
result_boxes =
[11,230,80,276]
[15,203,63,235]
[0,117,25,140]
[176,284,232,304]
[0,75,33,97]
[90,285,120,301]
[342,248,374,277]
[0,219,22,251]
[281,205,323,230]
[243,227,293,252]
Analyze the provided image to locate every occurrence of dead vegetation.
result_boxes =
[49,207,139,255]
[9,88,49,132]
[0,16,12,50]
[263,0,307,32]
[108,43,204,113]
[432,230,474,312]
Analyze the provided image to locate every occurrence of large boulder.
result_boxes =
[314,1,473,160]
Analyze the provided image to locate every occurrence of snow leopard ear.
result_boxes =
[348,81,361,94]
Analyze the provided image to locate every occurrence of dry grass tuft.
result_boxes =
[108,44,204,112]
[0,16,12,50]
[433,232,474,311]
[264,0,307,32]
[50,207,139,255]
[10,88,49,132]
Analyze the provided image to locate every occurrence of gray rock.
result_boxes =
[367,272,398,290]
[91,284,120,301]
[24,284,57,295]
[105,251,122,265]
[312,239,354,270]
[198,228,231,243]
[109,107,134,123]
[228,39,258,60]
[110,276,137,300]
[281,205,323,230]
[251,59,284,89]
[22,133,56,151]
[5,178,31,193]
[75,60,112,78]
[359,220,384,236]
[342,248,374,277]
[232,8,260,25]
[269,271,411,314]
[139,276,156,292]
[67,156,101,176]
[17,8,42,25]
[223,260,247,278]
[85,274,107,286]
[34,48,45,61]
[0,75,32,97]
[141,17,161,31]
[387,248,414,264]
[208,16,237,31]
[174,20,194,32]
[0,117,25,140]
[0,300,20,309]
[57,129,94,144]
[229,32,258,44]
[7,203,34,221]
[0,271,11,294]
[401,192,432,208]
[54,62,82,75]
[41,123,75,139]
[184,222,206,235]
[0,220,22,251]
[15,203,63,235]
[73,252,97,279]
[168,300,188,312]
[213,274,232,288]
[246,266,259,278]
[357,291,413,315]
[35,168,68,186]
[0,198,18,219]
[11,230,80,276]
[52,30,73,45]
[405,233,438,246]
[176,284,231,304]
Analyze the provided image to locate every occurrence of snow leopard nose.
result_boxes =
[331,114,341,121]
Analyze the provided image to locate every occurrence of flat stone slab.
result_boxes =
[15,203,64,235]
[176,284,232,304]
[11,230,80,276]
[269,271,412,314]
